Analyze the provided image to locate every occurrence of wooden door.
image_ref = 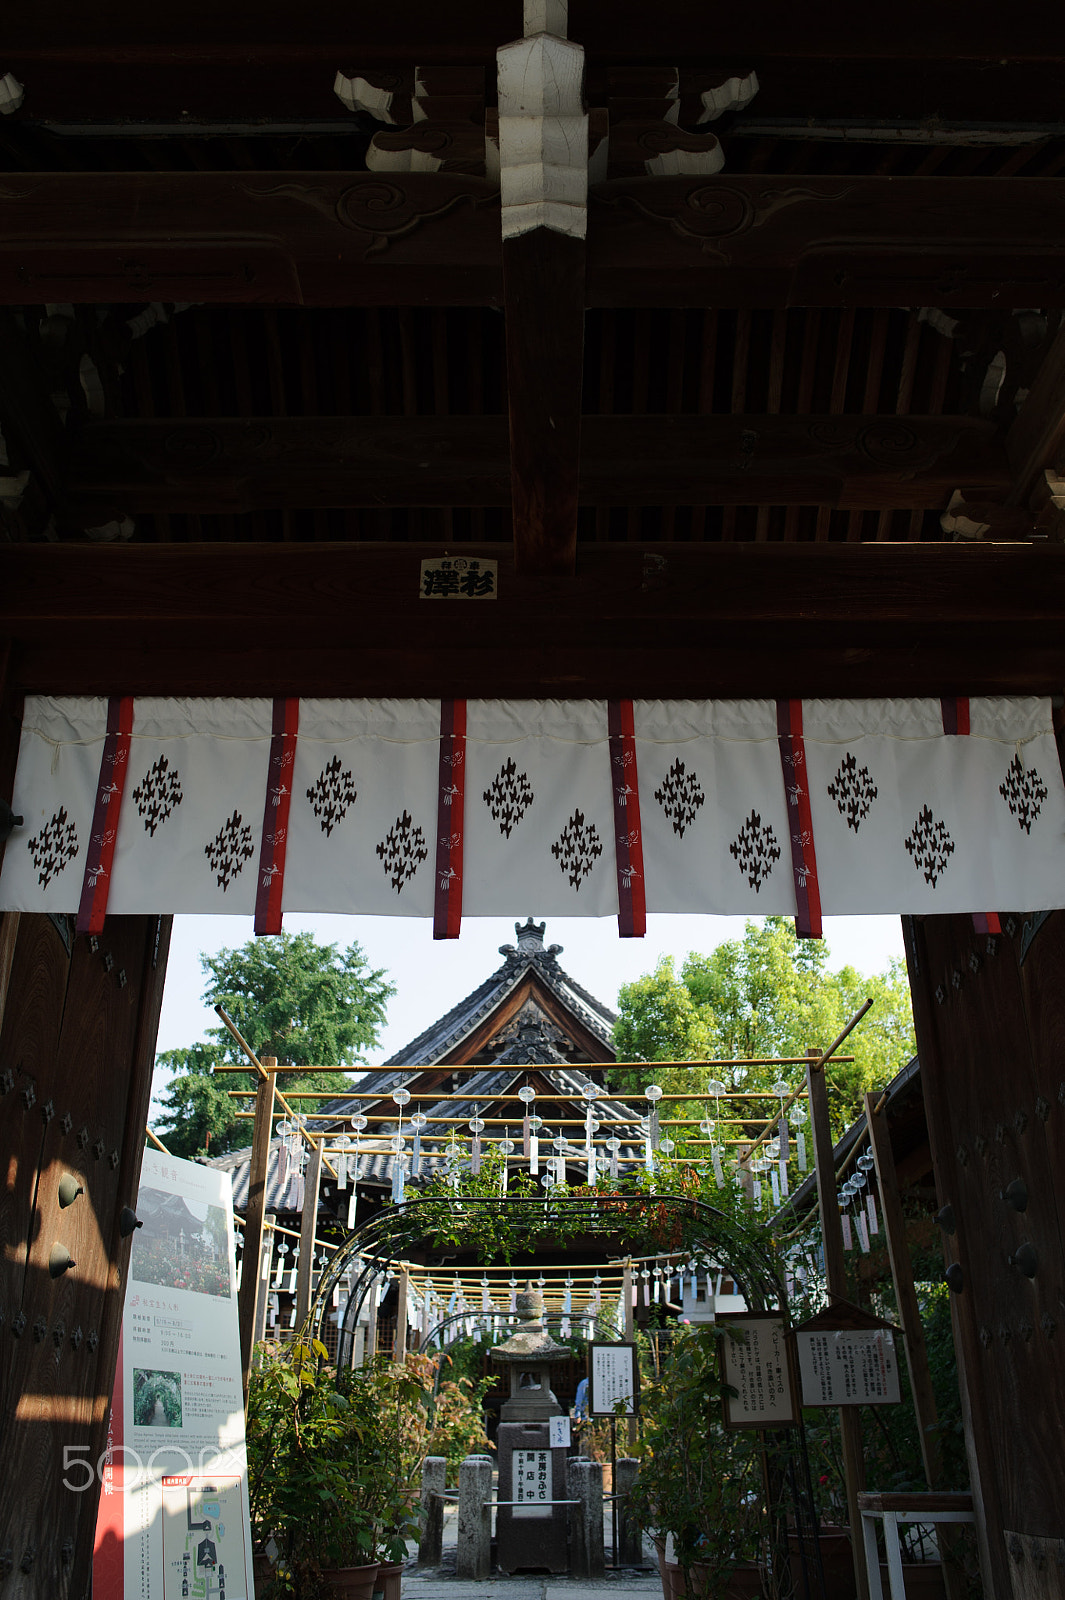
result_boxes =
[0,911,170,1600]
[904,911,1065,1600]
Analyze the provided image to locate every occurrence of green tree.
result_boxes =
[153,931,394,1159]
[611,917,915,1134]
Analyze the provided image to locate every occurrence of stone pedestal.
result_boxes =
[456,1455,493,1580]
[418,1455,446,1568]
[615,1456,645,1565]
[567,1456,605,1578]
[496,1421,570,1574]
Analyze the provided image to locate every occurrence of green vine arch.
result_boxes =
[308,1191,786,1360]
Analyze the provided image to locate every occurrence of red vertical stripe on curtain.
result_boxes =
[434,698,467,939]
[76,694,134,935]
[608,699,647,937]
[777,698,823,939]
[942,698,1001,934]
[254,697,299,935]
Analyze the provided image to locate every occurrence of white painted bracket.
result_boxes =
[697,70,759,123]
[0,73,24,115]
[497,33,588,239]
[333,71,396,124]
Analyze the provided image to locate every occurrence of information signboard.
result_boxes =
[512,1448,552,1518]
[588,1342,640,1417]
[93,1150,255,1599]
[718,1314,799,1428]
[795,1327,902,1406]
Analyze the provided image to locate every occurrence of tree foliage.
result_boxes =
[153,931,394,1158]
[611,917,916,1133]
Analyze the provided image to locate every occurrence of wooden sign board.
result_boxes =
[718,1314,799,1429]
[588,1341,640,1417]
[795,1327,902,1407]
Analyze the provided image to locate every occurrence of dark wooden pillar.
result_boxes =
[0,911,171,1600]
[902,910,1065,1600]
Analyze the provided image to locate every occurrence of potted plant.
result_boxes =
[627,1326,765,1600]
[246,1340,408,1600]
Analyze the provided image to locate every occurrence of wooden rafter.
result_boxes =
[3,541,1065,699]
[62,413,1006,515]
[4,174,1065,309]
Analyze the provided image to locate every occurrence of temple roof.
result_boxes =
[209,918,635,1209]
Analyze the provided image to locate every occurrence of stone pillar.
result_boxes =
[456,1454,493,1579]
[615,1457,644,1565]
[567,1456,605,1578]
[418,1456,447,1568]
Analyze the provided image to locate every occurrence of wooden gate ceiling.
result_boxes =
[3,5,1065,706]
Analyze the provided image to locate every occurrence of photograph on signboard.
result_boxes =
[717,1314,799,1428]
[588,1341,640,1417]
[132,1369,183,1429]
[131,1186,232,1298]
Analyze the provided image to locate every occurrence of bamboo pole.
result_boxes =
[807,1048,869,1600]
[863,1096,943,1486]
[295,1138,324,1327]
[211,1055,850,1075]
[395,1266,410,1365]
[239,1059,277,1397]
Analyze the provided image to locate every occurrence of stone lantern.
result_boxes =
[491,1284,571,1573]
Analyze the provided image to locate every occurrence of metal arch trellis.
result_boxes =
[306,1191,827,1600]
[306,1190,787,1360]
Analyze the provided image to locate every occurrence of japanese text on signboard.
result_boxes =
[720,1317,797,1427]
[796,1329,901,1407]
[589,1343,638,1417]
[513,1448,552,1519]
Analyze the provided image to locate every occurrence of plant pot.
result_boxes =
[374,1560,404,1600]
[325,1562,380,1600]
[789,1526,856,1599]
[663,1558,764,1599]
[252,1549,275,1591]
[877,1563,946,1599]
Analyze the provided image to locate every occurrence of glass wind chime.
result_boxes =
[839,1150,879,1252]
[704,1078,727,1186]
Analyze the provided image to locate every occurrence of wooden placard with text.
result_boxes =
[717,1313,799,1429]
[588,1341,640,1417]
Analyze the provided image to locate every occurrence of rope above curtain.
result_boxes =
[2,695,1061,938]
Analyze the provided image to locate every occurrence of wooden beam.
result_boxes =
[0,309,71,511]
[3,174,1065,309]
[238,1062,277,1396]
[3,540,1065,700]
[5,60,1062,128]
[294,1138,323,1329]
[864,1092,944,1490]
[807,1052,869,1600]
[7,4,1064,64]
[503,231,586,576]
[1006,322,1065,507]
[64,414,1008,516]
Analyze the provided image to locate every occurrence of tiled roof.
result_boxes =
[207,922,639,1210]
[381,918,617,1068]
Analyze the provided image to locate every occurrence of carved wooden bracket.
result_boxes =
[364,67,488,176]
[941,478,1065,542]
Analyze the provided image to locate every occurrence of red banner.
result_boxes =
[254,696,299,935]
[942,698,1001,933]
[434,698,467,939]
[608,699,647,937]
[777,699,823,939]
[77,694,134,935]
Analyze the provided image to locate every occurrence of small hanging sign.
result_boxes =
[588,1341,640,1417]
[791,1303,902,1407]
[718,1313,799,1428]
[420,556,498,599]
